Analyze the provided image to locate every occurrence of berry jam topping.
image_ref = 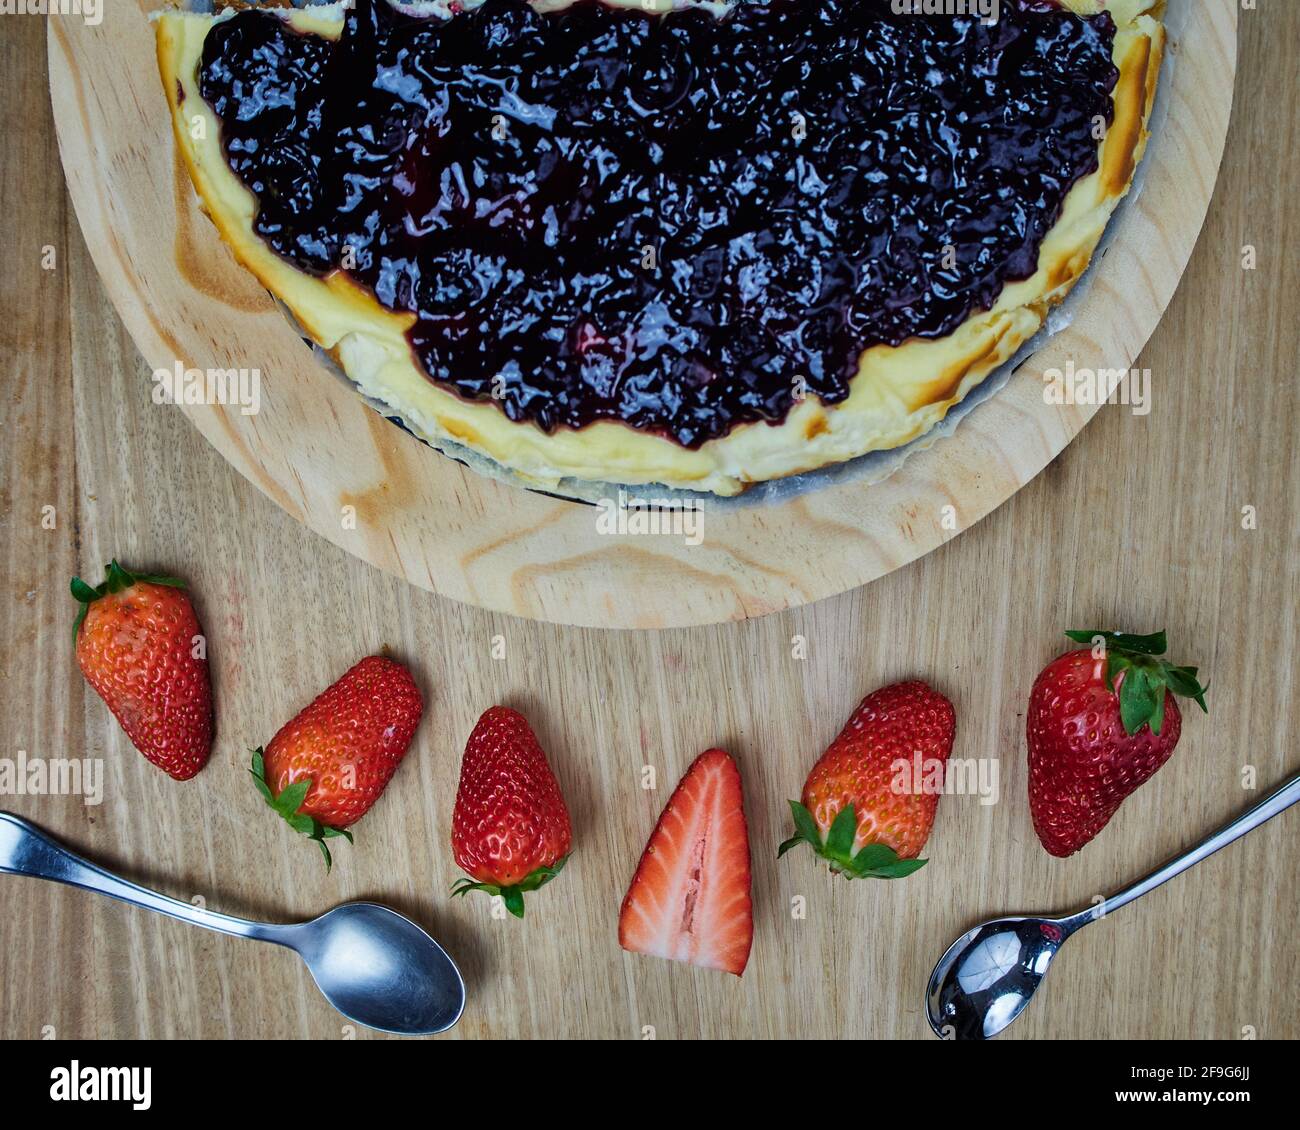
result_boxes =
[199,0,1118,447]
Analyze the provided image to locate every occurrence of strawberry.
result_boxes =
[450,707,572,918]
[780,681,955,879]
[72,560,212,781]
[249,655,424,869]
[1028,629,1209,857]
[618,749,753,976]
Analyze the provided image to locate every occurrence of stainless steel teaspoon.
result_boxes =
[0,812,466,1036]
[926,769,1300,1040]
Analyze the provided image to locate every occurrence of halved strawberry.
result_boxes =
[618,749,753,976]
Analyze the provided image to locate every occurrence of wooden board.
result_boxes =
[45,0,1235,628]
[4,0,1297,1044]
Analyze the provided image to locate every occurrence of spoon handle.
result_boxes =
[1067,769,1300,928]
[0,811,289,945]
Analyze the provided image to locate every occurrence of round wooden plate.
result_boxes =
[49,1,1235,628]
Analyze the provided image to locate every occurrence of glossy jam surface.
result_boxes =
[200,0,1118,446]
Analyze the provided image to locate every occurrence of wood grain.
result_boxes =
[45,1,1233,628]
[2,0,1296,1040]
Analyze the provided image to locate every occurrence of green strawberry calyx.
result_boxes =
[70,559,186,642]
[1064,629,1209,737]
[248,748,352,872]
[777,801,927,880]
[450,855,569,919]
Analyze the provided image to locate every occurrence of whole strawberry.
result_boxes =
[250,655,424,869]
[451,707,572,918]
[72,560,212,781]
[1028,629,1208,857]
[780,681,955,878]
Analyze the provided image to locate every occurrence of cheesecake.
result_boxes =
[156,0,1164,496]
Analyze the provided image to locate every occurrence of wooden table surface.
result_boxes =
[3,5,1296,1041]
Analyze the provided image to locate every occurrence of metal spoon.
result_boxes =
[926,769,1300,1040]
[0,811,465,1036]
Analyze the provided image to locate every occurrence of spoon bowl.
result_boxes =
[926,915,1072,1040]
[290,903,465,1036]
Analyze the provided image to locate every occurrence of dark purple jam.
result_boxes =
[199,0,1118,446]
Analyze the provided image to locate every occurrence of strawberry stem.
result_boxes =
[248,748,352,872]
[1064,629,1209,736]
[449,855,569,919]
[778,801,927,880]
[71,559,187,642]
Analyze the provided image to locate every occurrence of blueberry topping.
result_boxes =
[199,0,1118,447]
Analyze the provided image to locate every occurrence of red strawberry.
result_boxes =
[72,560,212,781]
[780,681,955,879]
[619,749,753,976]
[1028,629,1208,857]
[250,655,424,869]
[450,707,572,918]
